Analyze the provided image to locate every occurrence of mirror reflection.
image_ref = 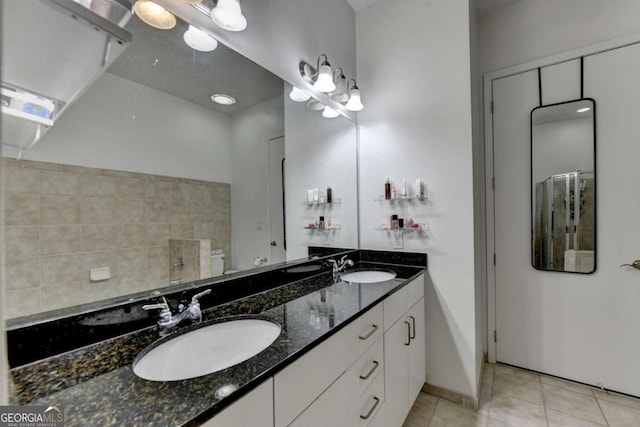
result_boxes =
[531,99,596,273]
[1,4,357,319]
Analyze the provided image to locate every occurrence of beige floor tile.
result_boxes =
[489,392,547,427]
[478,386,493,417]
[405,393,437,425]
[487,418,516,427]
[493,370,544,405]
[599,399,640,427]
[429,399,488,427]
[540,375,596,397]
[542,384,606,425]
[494,364,540,383]
[546,408,605,427]
[594,389,640,412]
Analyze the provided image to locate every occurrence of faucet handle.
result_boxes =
[143,297,170,312]
[340,255,348,263]
[191,289,211,304]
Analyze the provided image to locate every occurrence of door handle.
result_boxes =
[404,321,411,346]
[359,324,378,340]
[620,260,640,270]
[409,315,416,340]
[270,241,277,246]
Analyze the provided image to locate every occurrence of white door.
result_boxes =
[491,43,640,397]
[268,137,286,264]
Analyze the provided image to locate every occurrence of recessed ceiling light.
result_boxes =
[211,94,237,105]
[133,1,176,30]
[577,107,591,113]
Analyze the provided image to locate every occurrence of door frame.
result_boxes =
[484,32,640,363]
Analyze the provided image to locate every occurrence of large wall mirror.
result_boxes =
[531,98,596,273]
[1,1,358,320]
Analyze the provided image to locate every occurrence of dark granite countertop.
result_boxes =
[10,257,425,427]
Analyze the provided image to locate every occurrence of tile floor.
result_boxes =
[403,363,640,427]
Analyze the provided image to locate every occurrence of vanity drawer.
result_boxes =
[383,274,424,330]
[345,336,384,398]
[348,369,385,427]
[275,330,347,427]
[342,303,384,368]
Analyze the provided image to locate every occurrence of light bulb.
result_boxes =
[314,62,336,93]
[322,106,339,119]
[183,25,218,52]
[211,0,247,32]
[133,0,176,30]
[211,94,237,105]
[345,87,364,112]
[289,87,311,102]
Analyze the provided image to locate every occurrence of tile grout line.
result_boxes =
[426,397,440,427]
[593,392,611,426]
[539,373,550,427]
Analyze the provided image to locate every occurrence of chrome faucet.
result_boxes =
[326,255,354,281]
[143,289,211,331]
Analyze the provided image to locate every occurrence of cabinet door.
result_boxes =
[408,297,426,403]
[203,378,273,427]
[289,372,350,427]
[383,317,411,426]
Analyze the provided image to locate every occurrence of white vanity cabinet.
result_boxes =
[276,304,384,427]
[383,275,426,427]
[202,378,273,427]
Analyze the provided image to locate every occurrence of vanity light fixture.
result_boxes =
[183,25,218,52]
[289,86,311,102]
[344,79,364,112]
[211,93,236,105]
[577,107,591,113]
[322,106,340,119]
[133,0,177,30]
[313,55,336,93]
[211,0,247,32]
[331,68,349,103]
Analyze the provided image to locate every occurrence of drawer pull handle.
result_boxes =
[359,360,380,380]
[409,315,416,340]
[359,324,378,340]
[404,321,411,345]
[359,396,380,420]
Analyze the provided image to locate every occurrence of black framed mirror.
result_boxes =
[531,98,596,273]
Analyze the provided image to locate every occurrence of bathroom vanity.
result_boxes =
[7,249,426,427]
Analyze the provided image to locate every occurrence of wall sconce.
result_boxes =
[183,25,218,52]
[344,79,364,112]
[322,106,339,119]
[289,86,311,102]
[133,0,176,29]
[307,99,325,111]
[300,54,336,93]
[211,0,247,32]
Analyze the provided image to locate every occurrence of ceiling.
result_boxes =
[346,0,522,13]
[107,17,284,114]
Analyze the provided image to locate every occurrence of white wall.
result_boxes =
[357,0,480,397]
[230,95,285,271]
[15,73,232,183]
[284,84,358,260]
[478,0,640,73]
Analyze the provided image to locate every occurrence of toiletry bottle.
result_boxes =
[319,191,326,204]
[398,218,405,229]
[415,179,423,198]
[313,188,319,204]
[319,216,325,229]
[385,178,391,200]
[391,185,397,199]
[391,214,399,230]
[327,186,332,203]
[401,180,407,198]
[307,189,314,205]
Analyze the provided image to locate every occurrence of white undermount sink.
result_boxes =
[133,319,281,381]
[340,270,397,284]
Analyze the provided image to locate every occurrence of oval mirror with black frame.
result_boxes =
[531,98,596,273]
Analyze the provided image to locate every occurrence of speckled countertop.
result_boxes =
[10,261,424,427]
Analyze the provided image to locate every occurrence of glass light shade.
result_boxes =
[314,64,336,93]
[211,0,247,32]
[183,25,218,52]
[322,106,340,119]
[345,88,364,112]
[211,94,237,105]
[289,87,311,102]
[134,1,176,30]
[331,75,349,103]
[307,99,324,111]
